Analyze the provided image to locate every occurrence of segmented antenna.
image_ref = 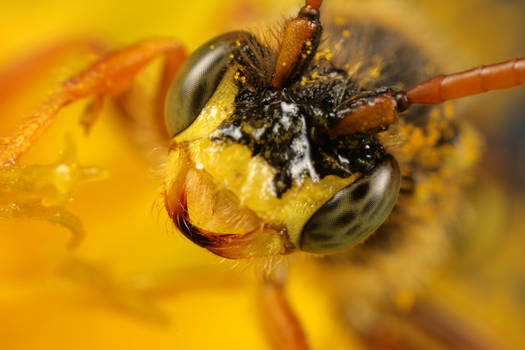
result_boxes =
[271,0,324,89]
[406,57,525,105]
[329,57,525,136]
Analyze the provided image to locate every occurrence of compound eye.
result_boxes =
[165,31,249,137]
[300,156,401,254]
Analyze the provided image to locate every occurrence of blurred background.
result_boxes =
[0,0,524,349]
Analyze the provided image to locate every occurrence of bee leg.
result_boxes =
[59,257,170,324]
[258,273,310,350]
[403,300,496,350]
[80,95,105,134]
[349,300,495,350]
[113,44,188,147]
[0,39,186,167]
[58,256,252,326]
[0,37,107,114]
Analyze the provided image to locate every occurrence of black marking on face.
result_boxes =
[211,60,388,197]
[208,18,435,197]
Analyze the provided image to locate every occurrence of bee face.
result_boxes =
[2,1,524,349]
[163,22,411,258]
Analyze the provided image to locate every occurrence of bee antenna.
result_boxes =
[402,57,525,107]
[271,0,324,89]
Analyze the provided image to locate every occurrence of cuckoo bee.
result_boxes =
[160,0,524,261]
[0,0,524,348]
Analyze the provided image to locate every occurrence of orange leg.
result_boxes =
[59,256,248,325]
[114,43,187,147]
[258,277,310,350]
[0,38,187,166]
[0,37,107,112]
[80,95,105,133]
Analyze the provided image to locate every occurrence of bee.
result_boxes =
[0,0,524,349]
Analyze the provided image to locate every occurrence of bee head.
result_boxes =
[164,1,404,258]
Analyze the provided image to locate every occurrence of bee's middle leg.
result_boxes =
[258,271,310,350]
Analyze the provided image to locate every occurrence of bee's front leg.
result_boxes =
[113,44,187,148]
[0,37,107,113]
[0,38,187,166]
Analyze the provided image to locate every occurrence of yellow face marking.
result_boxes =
[168,66,359,248]
[187,139,357,245]
[172,68,238,144]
